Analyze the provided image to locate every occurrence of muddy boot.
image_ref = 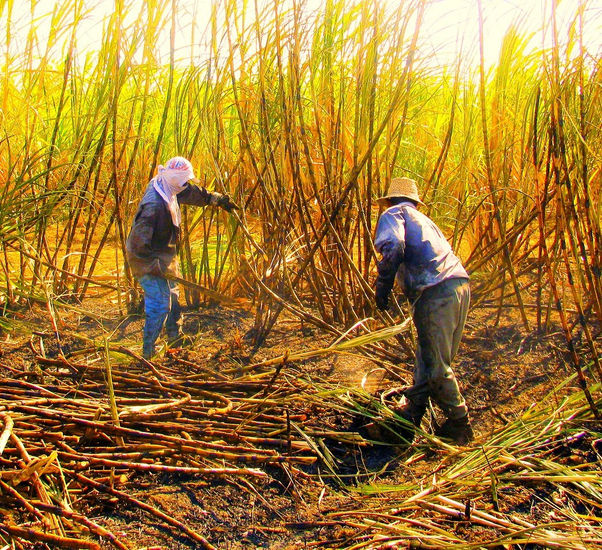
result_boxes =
[142,343,155,360]
[435,415,474,445]
[391,400,426,444]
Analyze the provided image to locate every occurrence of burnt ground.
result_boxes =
[0,297,598,549]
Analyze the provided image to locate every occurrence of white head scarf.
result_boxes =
[152,156,198,227]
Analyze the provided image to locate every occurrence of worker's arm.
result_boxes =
[178,183,238,211]
[374,211,405,311]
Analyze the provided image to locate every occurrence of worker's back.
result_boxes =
[375,201,468,299]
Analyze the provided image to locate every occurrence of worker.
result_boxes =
[374,177,473,445]
[126,157,238,359]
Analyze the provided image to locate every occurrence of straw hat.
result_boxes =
[377,177,424,205]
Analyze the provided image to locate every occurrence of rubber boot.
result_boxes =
[166,328,181,344]
[392,400,427,444]
[142,342,155,360]
[435,415,474,445]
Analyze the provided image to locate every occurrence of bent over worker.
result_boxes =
[374,177,473,445]
[126,157,237,359]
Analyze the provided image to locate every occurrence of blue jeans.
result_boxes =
[139,274,181,358]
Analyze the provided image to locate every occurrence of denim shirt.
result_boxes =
[126,182,221,277]
[374,202,468,300]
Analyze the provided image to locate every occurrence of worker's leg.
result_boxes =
[139,274,171,359]
[406,278,469,420]
[450,280,470,365]
[433,279,473,443]
[165,280,182,341]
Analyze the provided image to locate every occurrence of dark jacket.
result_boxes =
[126,182,222,278]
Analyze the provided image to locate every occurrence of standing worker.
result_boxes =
[126,157,238,359]
[374,177,473,445]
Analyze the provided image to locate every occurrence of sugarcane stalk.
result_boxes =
[29,500,129,550]
[0,480,47,524]
[72,472,216,550]
[164,273,239,305]
[0,523,101,550]
[0,413,13,455]
[104,339,125,447]
[253,2,426,344]
[476,0,530,331]
[10,432,62,533]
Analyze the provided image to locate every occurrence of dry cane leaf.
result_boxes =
[8,451,59,486]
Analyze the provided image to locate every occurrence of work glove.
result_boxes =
[375,287,390,311]
[148,258,164,277]
[217,194,239,212]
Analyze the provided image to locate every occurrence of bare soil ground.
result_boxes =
[0,296,597,549]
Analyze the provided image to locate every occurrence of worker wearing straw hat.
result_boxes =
[374,177,473,445]
[126,157,238,359]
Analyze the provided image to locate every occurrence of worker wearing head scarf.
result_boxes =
[374,177,472,445]
[126,157,238,358]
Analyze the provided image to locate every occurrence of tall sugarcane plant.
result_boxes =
[0,0,600,379]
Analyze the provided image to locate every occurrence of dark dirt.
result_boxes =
[0,297,598,549]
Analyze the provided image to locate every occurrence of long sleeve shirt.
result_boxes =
[374,201,468,301]
[126,182,223,278]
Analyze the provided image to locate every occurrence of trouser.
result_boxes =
[404,278,470,420]
[139,274,181,358]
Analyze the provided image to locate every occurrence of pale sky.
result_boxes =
[3,0,601,71]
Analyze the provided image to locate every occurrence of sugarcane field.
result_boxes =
[1,0,601,548]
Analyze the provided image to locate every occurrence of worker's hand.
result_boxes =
[375,287,390,311]
[148,258,164,277]
[217,194,240,212]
